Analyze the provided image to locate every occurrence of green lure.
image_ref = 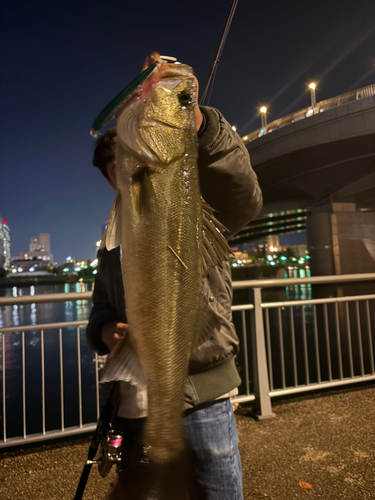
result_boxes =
[91,61,158,135]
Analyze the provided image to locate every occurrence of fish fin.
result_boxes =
[132,167,154,215]
[100,336,147,387]
[201,199,233,274]
[101,192,121,251]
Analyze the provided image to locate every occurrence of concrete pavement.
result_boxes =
[0,385,374,500]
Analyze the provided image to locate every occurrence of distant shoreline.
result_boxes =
[0,264,294,288]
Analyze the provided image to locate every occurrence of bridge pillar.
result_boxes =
[307,203,375,275]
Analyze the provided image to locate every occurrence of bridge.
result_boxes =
[230,209,309,245]
[233,84,375,275]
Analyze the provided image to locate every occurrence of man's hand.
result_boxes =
[101,321,128,352]
[141,52,203,132]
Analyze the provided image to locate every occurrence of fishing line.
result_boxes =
[200,0,239,106]
[206,65,218,108]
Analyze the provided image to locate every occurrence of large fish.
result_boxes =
[101,60,231,495]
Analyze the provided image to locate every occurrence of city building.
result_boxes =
[101,221,108,236]
[62,258,91,273]
[267,235,280,252]
[0,216,11,269]
[30,232,50,253]
[281,244,308,259]
[8,259,51,276]
[265,235,308,259]
[20,232,53,265]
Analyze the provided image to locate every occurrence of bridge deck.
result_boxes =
[0,385,374,499]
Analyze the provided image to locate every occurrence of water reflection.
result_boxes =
[12,305,19,326]
[76,281,86,294]
[29,332,40,347]
[0,283,92,329]
[64,299,74,323]
[287,266,311,279]
[30,303,37,326]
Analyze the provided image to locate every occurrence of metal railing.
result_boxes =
[231,273,375,419]
[0,293,97,447]
[0,317,99,447]
[1,273,374,446]
[242,83,375,144]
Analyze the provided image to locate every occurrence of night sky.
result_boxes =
[1,0,374,264]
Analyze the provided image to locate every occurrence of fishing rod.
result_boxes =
[200,0,239,106]
[73,383,121,500]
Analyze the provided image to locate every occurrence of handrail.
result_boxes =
[0,320,88,333]
[0,291,92,306]
[242,83,375,144]
[232,273,375,289]
[1,423,98,448]
[261,294,375,309]
[0,274,374,305]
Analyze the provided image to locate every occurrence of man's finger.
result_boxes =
[141,51,161,72]
[116,323,128,333]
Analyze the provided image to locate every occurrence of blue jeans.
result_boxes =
[183,398,243,500]
[111,398,243,500]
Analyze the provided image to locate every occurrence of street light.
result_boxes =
[260,106,267,130]
[309,83,316,107]
[232,125,237,132]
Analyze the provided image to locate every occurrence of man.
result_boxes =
[87,53,262,500]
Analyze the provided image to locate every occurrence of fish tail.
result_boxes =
[111,453,190,500]
[154,459,190,500]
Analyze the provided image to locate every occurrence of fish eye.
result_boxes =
[178,91,192,107]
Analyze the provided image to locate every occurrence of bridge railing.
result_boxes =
[1,272,374,446]
[242,83,375,144]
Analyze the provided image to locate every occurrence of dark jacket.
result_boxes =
[86,106,262,407]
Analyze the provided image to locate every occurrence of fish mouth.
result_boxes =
[145,119,180,130]
[159,64,192,80]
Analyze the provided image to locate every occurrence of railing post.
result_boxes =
[251,288,275,419]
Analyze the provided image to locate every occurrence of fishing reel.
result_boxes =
[94,427,124,478]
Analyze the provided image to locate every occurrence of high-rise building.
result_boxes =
[29,232,50,253]
[0,216,11,269]
[20,232,53,264]
[267,235,280,252]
